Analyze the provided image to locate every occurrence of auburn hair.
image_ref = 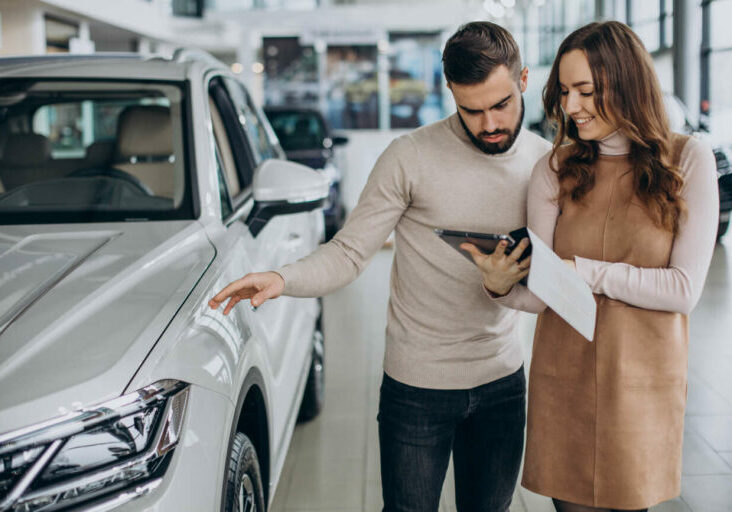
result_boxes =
[544,21,685,233]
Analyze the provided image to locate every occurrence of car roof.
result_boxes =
[0,51,226,81]
[263,105,323,115]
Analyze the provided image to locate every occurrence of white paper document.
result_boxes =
[526,228,597,342]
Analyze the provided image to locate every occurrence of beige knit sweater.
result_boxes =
[277,113,551,389]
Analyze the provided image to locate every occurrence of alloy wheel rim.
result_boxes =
[238,473,256,512]
[313,331,324,377]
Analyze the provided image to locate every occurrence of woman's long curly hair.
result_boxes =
[544,21,685,233]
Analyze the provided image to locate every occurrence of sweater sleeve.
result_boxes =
[490,151,556,314]
[276,136,414,297]
[574,137,719,314]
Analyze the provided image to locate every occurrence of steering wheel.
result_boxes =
[69,167,154,196]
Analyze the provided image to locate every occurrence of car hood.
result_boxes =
[0,221,215,434]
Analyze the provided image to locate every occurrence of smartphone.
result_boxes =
[434,227,531,263]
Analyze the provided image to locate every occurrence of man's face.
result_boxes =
[449,65,528,154]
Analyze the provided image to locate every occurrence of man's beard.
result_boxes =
[458,97,525,155]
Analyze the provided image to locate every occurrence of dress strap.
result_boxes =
[669,133,691,167]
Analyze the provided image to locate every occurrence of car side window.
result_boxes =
[222,78,279,164]
[207,94,238,220]
[215,148,233,220]
[208,77,256,193]
[208,96,241,198]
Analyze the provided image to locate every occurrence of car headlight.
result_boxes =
[0,380,189,512]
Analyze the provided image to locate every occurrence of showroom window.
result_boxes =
[326,45,380,129]
[262,33,448,130]
[705,0,732,143]
[388,33,443,129]
[628,0,673,52]
[205,0,317,10]
[44,15,77,53]
[263,37,319,108]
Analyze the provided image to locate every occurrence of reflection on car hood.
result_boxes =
[0,231,118,333]
[0,221,214,434]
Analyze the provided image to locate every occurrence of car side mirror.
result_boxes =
[331,134,349,146]
[246,159,330,237]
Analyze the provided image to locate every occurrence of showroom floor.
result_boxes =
[270,236,732,512]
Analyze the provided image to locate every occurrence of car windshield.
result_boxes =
[266,111,327,151]
[0,80,192,224]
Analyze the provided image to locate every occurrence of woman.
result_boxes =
[461,21,718,512]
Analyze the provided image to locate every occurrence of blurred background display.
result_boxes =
[327,45,379,129]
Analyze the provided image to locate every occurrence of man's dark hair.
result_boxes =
[442,21,522,85]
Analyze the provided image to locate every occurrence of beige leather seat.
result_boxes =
[84,140,115,168]
[114,106,175,199]
[0,133,53,192]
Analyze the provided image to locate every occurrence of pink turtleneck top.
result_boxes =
[494,130,719,315]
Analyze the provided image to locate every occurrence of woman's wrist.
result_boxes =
[484,281,512,297]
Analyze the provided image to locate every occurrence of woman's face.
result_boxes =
[558,49,617,141]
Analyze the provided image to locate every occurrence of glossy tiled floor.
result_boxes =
[269,235,732,512]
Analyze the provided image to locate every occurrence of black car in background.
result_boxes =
[716,150,732,238]
[664,94,732,240]
[264,106,349,240]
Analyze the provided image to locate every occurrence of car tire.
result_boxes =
[325,203,346,241]
[718,218,729,241]
[224,432,265,512]
[298,318,325,422]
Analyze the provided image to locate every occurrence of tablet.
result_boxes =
[434,226,531,264]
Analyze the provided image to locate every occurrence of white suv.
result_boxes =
[0,50,328,512]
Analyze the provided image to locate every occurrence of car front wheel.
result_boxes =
[718,217,730,241]
[225,432,265,512]
[325,202,346,241]
[298,324,325,422]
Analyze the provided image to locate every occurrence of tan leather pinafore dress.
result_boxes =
[522,135,690,510]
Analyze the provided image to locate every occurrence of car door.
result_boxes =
[207,76,318,447]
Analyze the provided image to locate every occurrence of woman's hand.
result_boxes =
[460,238,531,296]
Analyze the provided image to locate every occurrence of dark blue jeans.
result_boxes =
[377,366,526,512]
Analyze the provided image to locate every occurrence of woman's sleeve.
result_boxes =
[574,138,719,314]
[490,151,559,314]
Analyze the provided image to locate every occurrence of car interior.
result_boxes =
[0,83,186,214]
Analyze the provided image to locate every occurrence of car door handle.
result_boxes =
[284,233,302,249]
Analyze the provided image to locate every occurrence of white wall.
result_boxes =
[653,50,674,93]
[0,0,46,56]
[330,129,407,211]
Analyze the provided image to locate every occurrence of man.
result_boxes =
[210,22,551,512]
